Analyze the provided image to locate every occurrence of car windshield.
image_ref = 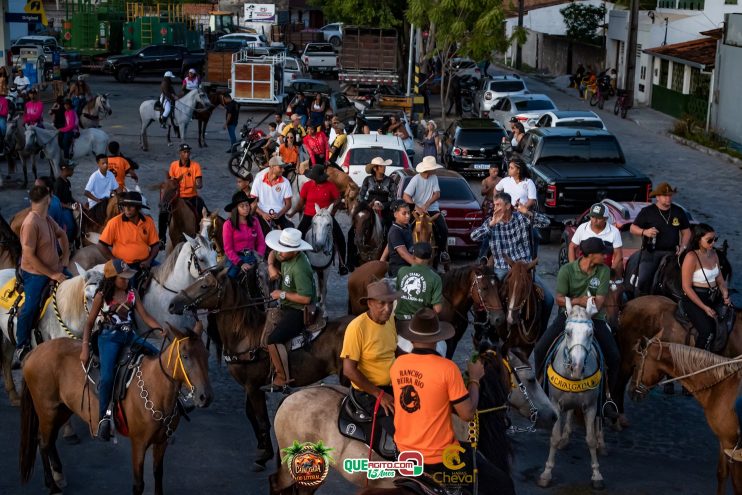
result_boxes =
[349,148,404,167]
[455,129,506,147]
[491,81,525,92]
[539,136,623,162]
[514,99,554,111]
[555,120,604,129]
[306,44,334,53]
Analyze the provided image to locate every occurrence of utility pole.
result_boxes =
[624,0,640,106]
[515,0,524,69]
[406,24,415,96]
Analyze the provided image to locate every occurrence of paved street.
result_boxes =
[0,70,736,494]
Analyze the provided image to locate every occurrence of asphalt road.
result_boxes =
[0,70,737,494]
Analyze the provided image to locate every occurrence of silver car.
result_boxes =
[535,110,607,130]
[473,76,529,118]
[489,94,558,130]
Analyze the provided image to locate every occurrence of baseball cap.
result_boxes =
[580,237,610,256]
[179,143,192,152]
[588,203,608,218]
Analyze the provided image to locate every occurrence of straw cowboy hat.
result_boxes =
[359,280,401,303]
[649,182,678,197]
[265,228,313,253]
[396,308,455,343]
[365,156,393,175]
[415,155,443,174]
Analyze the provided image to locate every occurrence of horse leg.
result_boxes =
[244,385,274,470]
[130,438,147,495]
[319,269,327,313]
[201,119,208,148]
[152,441,168,495]
[47,416,71,489]
[61,419,80,444]
[38,420,63,494]
[140,120,150,152]
[0,338,20,405]
[584,406,604,489]
[718,449,729,495]
[556,409,573,449]
[537,407,564,487]
[166,125,172,147]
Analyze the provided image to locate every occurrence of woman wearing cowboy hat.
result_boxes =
[290,164,348,275]
[263,228,316,392]
[403,156,450,263]
[223,191,265,279]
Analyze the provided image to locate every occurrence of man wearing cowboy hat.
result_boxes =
[341,280,400,421]
[99,191,160,272]
[391,308,514,494]
[403,156,450,264]
[263,228,316,391]
[629,182,691,295]
[251,155,294,234]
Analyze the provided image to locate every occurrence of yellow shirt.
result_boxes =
[340,312,397,389]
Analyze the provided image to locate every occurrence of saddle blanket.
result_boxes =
[0,277,52,318]
[288,329,321,352]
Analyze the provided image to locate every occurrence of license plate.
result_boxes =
[447,237,457,246]
[473,164,490,170]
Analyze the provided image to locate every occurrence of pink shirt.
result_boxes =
[222,217,266,266]
[23,100,43,124]
[0,97,7,118]
[60,109,78,132]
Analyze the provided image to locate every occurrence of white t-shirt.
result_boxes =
[14,76,30,90]
[404,174,440,211]
[250,173,292,213]
[495,177,537,206]
[85,170,119,208]
[571,221,622,249]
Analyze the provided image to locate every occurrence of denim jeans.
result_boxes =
[61,131,73,159]
[226,252,258,279]
[97,326,159,419]
[16,270,50,349]
[736,396,742,440]
[227,124,237,145]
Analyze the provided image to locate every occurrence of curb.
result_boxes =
[668,133,742,167]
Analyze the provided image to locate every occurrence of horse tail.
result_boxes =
[19,383,39,483]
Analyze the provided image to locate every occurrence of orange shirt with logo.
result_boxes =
[107,156,131,189]
[168,160,202,198]
[390,349,469,464]
[99,213,159,264]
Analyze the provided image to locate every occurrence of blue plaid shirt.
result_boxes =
[486,211,549,270]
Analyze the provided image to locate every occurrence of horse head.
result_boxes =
[23,125,37,152]
[563,300,594,378]
[471,261,505,329]
[169,269,223,315]
[163,322,213,408]
[98,94,113,116]
[503,256,537,326]
[310,204,334,253]
[630,331,664,400]
[504,348,559,429]
[159,178,180,210]
[412,210,437,244]
[351,202,376,245]
[195,87,213,109]
[184,232,219,277]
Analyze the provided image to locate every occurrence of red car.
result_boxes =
[392,169,483,255]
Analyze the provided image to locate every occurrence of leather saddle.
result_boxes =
[338,387,397,460]
[260,307,327,351]
[675,300,734,352]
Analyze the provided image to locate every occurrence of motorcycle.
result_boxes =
[227,118,268,179]
[459,75,479,115]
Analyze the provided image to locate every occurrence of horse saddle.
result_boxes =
[393,474,468,495]
[675,300,734,353]
[338,388,397,460]
[260,307,327,351]
[0,276,54,346]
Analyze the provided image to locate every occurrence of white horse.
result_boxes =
[79,94,113,129]
[4,117,39,186]
[303,204,334,312]
[138,87,212,151]
[538,299,606,490]
[24,125,110,178]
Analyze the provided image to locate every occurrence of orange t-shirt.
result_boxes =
[107,156,131,189]
[99,213,159,264]
[278,144,299,165]
[168,160,202,198]
[390,350,469,464]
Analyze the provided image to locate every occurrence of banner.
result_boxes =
[244,3,275,23]
[23,0,47,26]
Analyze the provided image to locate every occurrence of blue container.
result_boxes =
[25,62,38,85]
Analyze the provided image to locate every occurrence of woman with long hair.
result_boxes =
[309,93,326,128]
[278,130,299,168]
[421,120,441,159]
[222,191,266,279]
[495,157,536,209]
[23,89,44,127]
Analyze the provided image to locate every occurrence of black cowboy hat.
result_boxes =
[225,191,256,212]
[119,191,149,209]
[396,308,455,343]
[306,164,328,183]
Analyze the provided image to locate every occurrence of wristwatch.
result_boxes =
[280,291,286,300]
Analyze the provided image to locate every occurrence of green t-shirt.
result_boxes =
[279,252,316,311]
[394,264,443,319]
[555,259,610,320]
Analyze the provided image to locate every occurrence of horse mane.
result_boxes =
[665,342,742,387]
[442,265,474,300]
[55,274,87,322]
[82,96,98,113]
[478,348,513,474]
[152,242,185,281]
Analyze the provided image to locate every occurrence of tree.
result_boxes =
[560,2,608,45]
[308,0,405,28]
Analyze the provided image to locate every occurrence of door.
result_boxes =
[159,45,182,73]
[136,45,162,72]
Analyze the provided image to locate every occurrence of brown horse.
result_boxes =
[159,179,198,253]
[498,257,541,360]
[350,202,385,266]
[193,92,222,148]
[631,336,742,495]
[168,267,351,470]
[0,211,21,270]
[19,323,213,495]
[326,166,359,213]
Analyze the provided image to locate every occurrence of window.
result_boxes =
[538,136,623,162]
[726,0,737,4]
[492,81,525,92]
[305,44,333,53]
[160,46,179,56]
[689,67,711,97]
[438,179,477,201]
[348,148,405,167]
[455,129,507,147]
[659,59,669,86]
[555,120,605,129]
[640,66,646,80]
[514,99,555,111]
[335,94,351,108]
[671,63,684,92]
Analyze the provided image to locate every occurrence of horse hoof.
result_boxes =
[536,477,551,488]
[591,479,605,490]
[52,471,67,488]
[63,433,80,445]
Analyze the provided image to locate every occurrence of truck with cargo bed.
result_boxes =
[229,50,286,110]
[338,27,399,90]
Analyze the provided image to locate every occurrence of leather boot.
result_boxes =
[261,344,293,393]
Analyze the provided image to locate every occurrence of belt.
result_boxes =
[104,323,133,333]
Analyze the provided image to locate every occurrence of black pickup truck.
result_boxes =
[103,44,205,83]
[518,127,651,240]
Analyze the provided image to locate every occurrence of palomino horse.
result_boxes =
[159,178,199,254]
[326,166,359,214]
[19,323,213,495]
[347,260,505,359]
[349,202,384,265]
[25,125,110,178]
[498,258,541,360]
[270,344,526,495]
[0,211,21,270]
[139,87,212,151]
[79,94,113,129]
[5,117,40,186]
[631,336,742,495]
[168,267,351,470]
[538,300,606,490]
[303,204,335,312]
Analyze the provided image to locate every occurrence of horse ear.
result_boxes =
[183,233,197,246]
[504,255,514,268]
[202,207,208,219]
[527,258,538,271]
[164,322,186,341]
[314,203,321,215]
[327,202,334,215]
[74,262,87,278]
[565,297,573,314]
[191,321,204,337]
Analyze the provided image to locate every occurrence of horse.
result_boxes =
[497,257,542,361]
[303,204,335,312]
[0,211,21,270]
[350,202,384,266]
[538,300,606,490]
[139,87,212,151]
[192,91,222,148]
[69,244,109,275]
[159,178,199,254]
[19,322,213,495]
[270,344,541,495]
[199,210,226,259]
[168,267,351,471]
[5,117,40,186]
[326,166,360,214]
[24,125,110,178]
[631,335,742,495]
[79,94,113,129]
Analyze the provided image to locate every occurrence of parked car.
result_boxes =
[286,90,356,126]
[441,118,508,178]
[302,43,337,76]
[489,94,557,130]
[536,110,606,130]
[12,35,81,79]
[334,134,411,187]
[285,78,332,99]
[103,44,205,82]
[355,108,412,135]
[218,33,268,47]
[283,56,306,82]
[320,23,343,47]
[392,169,483,255]
[450,58,482,80]
[519,127,652,241]
[473,75,528,118]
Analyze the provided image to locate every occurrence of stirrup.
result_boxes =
[260,381,294,394]
[96,416,112,441]
[602,397,619,419]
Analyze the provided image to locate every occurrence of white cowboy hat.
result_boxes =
[365,156,393,174]
[188,68,196,74]
[416,155,443,174]
[164,71,174,78]
[265,228,313,253]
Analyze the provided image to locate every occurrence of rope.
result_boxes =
[52,283,80,340]
[365,392,384,488]
[166,337,194,390]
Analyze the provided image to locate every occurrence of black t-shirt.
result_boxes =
[52,106,65,129]
[633,204,690,251]
[225,100,239,126]
[387,222,413,276]
[54,176,74,205]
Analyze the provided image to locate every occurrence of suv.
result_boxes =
[334,134,411,187]
[218,33,268,47]
[442,119,508,177]
[489,94,557,130]
[320,23,343,47]
[536,110,606,130]
[473,75,528,118]
[103,44,205,82]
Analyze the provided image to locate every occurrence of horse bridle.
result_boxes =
[562,318,594,368]
[179,272,268,315]
[479,350,539,433]
[470,272,501,313]
[152,241,214,293]
[632,337,663,399]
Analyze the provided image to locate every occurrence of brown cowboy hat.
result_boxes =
[396,308,455,343]
[359,280,401,303]
[649,182,677,197]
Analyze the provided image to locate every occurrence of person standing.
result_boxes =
[182,68,200,94]
[251,156,294,233]
[12,185,70,368]
[84,154,121,212]
[278,131,299,168]
[569,203,623,279]
[291,92,309,128]
[49,95,66,130]
[381,200,415,277]
[303,125,328,166]
[223,93,239,151]
[107,141,138,190]
[309,93,326,128]
[222,191,265,279]
[421,120,441,159]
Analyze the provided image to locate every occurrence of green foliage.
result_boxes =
[308,0,404,28]
[560,1,607,44]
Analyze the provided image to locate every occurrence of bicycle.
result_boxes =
[589,76,611,110]
[614,89,631,119]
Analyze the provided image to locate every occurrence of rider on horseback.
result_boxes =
[263,228,316,392]
[251,155,294,233]
[68,75,92,116]
[159,71,178,128]
[53,160,79,245]
[167,143,207,220]
[569,203,624,279]
[107,141,138,190]
[395,242,443,320]
[381,200,415,278]
[84,154,122,212]
[223,191,265,279]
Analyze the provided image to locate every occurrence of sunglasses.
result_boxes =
[705,236,719,244]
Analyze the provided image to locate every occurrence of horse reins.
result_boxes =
[503,272,539,345]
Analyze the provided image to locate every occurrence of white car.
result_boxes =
[319,23,343,47]
[450,58,482,80]
[283,56,306,82]
[535,110,607,130]
[473,75,528,118]
[489,94,558,130]
[218,33,268,48]
[334,134,412,187]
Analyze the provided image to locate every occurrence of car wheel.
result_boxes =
[558,242,569,266]
[116,66,133,83]
[329,36,341,47]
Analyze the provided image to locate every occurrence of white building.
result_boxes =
[710,13,742,146]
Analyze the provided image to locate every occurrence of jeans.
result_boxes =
[430,210,449,255]
[266,308,304,344]
[226,252,258,279]
[97,326,159,420]
[298,114,308,128]
[61,131,73,159]
[16,270,50,349]
[227,124,237,145]
[0,116,6,137]
[494,268,554,335]
[736,396,742,442]
[637,249,673,295]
